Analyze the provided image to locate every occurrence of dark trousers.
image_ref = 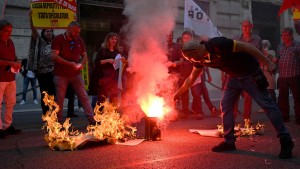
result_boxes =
[191,83,202,114]
[66,85,82,115]
[200,75,214,109]
[36,72,56,115]
[222,75,290,143]
[278,75,300,121]
[98,76,118,105]
[179,78,202,114]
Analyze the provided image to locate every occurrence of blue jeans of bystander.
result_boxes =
[21,76,37,101]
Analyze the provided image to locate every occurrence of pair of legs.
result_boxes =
[179,78,203,117]
[0,81,16,130]
[53,75,94,124]
[21,76,38,101]
[98,76,119,105]
[200,75,219,116]
[36,72,56,115]
[66,85,82,117]
[278,75,300,123]
[191,83,203,114]
[221,75,291,144]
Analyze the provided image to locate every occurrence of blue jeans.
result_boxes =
[22,76,37,100]
[221,74,291,143]
[54,75,94,123]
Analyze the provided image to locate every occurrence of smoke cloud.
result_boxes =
[121,0,178,123]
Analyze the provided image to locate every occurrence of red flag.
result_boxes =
[278,0,300,17]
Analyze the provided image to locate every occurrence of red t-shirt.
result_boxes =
[0,39,16,82]
[51,33,86,77]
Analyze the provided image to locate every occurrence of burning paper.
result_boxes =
[189,119,265,138]
[86,100,137,142]
[217,119,265,137]
[42,92,136,151]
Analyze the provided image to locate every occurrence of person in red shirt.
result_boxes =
[0,20,22,138]
[51,21,95,124]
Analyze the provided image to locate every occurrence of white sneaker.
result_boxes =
[33,100,39,104]
[20,100,26,105]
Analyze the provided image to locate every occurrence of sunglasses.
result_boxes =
[70,41,75,50]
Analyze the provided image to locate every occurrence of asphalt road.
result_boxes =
[1,93,300,169]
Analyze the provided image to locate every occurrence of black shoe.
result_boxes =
[4,126,21,135]
[0,130,6,139]
[212,141,236,152]
[279,139,294,159]
[67,113,78,118]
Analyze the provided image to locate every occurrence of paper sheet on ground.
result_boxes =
[189,129,220,137]
[116,139,145,146]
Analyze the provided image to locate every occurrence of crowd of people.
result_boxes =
[0,14,299,159]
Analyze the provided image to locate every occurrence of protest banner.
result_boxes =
[80,61,89,91]
[184,0,222,38]
[31,0,77,28]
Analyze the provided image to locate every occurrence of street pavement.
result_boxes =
[1,90,300,169]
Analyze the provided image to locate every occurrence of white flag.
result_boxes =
[184,0,222,38]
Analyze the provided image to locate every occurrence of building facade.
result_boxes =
[0,0,296,98]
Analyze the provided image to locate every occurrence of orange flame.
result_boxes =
[139,94,170,119]
[42,92,136,151]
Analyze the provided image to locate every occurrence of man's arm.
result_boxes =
[29,10,38,41]
[51,50,76,68]
[174,66,202,101]
[234,40,276,71]
[166,58,184,68]
[0,59,21,69]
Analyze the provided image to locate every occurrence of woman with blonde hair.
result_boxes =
[89,32,126,106]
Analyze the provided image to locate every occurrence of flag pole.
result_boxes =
[1,0,7,19]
